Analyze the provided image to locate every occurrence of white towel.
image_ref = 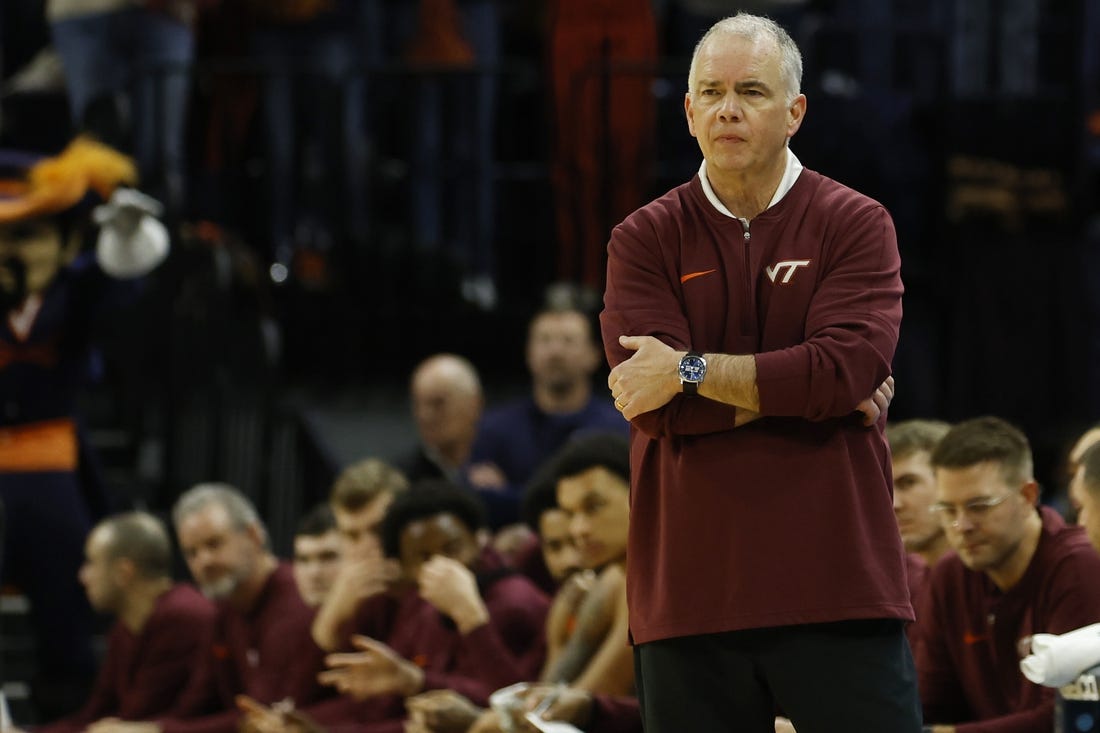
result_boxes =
[1020,623,1100,687]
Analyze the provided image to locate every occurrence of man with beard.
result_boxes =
[468,303,627,530]
[88,483,329,733]
[918,417,1100,732]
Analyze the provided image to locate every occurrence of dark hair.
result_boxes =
[930,416,1033,485]
[886,419,952,460]
[521,432,630,531]
[296,502,337,538]
[380,480,487,558]
[173,482,263,531]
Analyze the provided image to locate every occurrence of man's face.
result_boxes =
[79,526,123,613]
[526,312,599,393]
[293,530,343,607]
[685,33,804,182]
[538,508,582,582]
[1069,467,1100,553]
[892,450,945,553]
[398,512,479,581]
[411,364,482,455]
[0,219,64,305]
[934,461,1029,575]
[332,493,393,559]
[557,466,630,570]
[177,503,261,601]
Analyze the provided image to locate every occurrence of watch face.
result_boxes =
[679,355,706,383]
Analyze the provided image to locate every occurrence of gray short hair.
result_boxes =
[687,13,803,104]
[172,482,268,545]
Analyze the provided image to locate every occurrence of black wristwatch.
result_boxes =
[678,351,707,395]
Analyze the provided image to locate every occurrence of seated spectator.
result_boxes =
[312,458,408,651]
[917,417,1100,732]
[293,503,343,607]
[34,512,216,733]
[514,451,585,597]
[251,480,550,733]
[468,298,627,529]
[539,433,632,695]
[394,353,484,486]
[87,483,329,733]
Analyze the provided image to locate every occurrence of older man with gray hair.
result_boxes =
[88,484,329,733]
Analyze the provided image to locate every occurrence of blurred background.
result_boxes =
[1,0,1098,549]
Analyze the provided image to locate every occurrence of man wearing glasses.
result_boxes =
[916,416,1100,733]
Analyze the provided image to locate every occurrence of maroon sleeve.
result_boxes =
[157,635,230,733]
[916,567,975,725]
[421,577,550,704]
[155,637,237,733]
[601,222,741,440]
[160,622,222,722]
[117,592,218,720]
[332,593,402,652]
[753,203,901,420]
[250,607,329,705]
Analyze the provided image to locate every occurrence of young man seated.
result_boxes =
[917,417,1100,733]
[292,503,344,608]
[267,480,550,733]
[312,457,408,651]
[403,433,635,733]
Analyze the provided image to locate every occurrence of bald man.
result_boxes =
[395,353,485,486]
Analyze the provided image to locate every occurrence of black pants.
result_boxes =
[633,619,922,733]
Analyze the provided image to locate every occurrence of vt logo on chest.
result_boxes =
[764,259,811,284]
[679,260,813,285]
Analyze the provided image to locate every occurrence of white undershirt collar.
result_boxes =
[698,148,804,221]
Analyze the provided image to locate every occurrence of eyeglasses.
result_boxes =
[929,493,1014,526]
